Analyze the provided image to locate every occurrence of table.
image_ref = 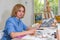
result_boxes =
[12,27,57,40]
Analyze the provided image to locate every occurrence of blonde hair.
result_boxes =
[11,4,25,17]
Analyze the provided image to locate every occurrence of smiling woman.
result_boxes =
[1,4,40,40]
[11,4,25,19]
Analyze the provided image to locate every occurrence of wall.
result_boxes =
[0,0,21,29]
[0,0,34,29]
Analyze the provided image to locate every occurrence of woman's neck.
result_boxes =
[16,17,20,19]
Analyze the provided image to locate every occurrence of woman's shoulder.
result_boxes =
[6,17,15,22]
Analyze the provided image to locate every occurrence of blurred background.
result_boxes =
[0,0,60,29]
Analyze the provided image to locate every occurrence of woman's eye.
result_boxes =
[18,10,24,13]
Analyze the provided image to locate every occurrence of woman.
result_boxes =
[2,4,40,40]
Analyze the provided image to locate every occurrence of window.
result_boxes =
[48,0,58,15]
[34,0,44,13]
[34,0,44,23]
[34,0,58,23]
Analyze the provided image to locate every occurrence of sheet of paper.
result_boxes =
[22,35,42,40]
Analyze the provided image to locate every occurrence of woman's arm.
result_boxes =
[10,29,36,38]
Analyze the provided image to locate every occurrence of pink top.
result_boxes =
[16,35,26,38]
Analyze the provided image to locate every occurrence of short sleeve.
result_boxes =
[23,23,27,31]
[6,21,15,35]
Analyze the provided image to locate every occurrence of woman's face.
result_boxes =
[16,7,25,19]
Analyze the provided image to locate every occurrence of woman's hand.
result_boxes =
[27,28,36,35]
[52,23,56,27]
[36,23,41,29]
[52,22,57,27]
[32,23,41,29]
[52,19,57,27]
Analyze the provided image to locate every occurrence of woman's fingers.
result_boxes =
[28,29,36,35]
[32,23,41,29]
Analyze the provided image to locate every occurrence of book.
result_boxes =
[40,18,54,27]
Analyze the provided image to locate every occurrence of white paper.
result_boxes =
[22,35,42,40]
